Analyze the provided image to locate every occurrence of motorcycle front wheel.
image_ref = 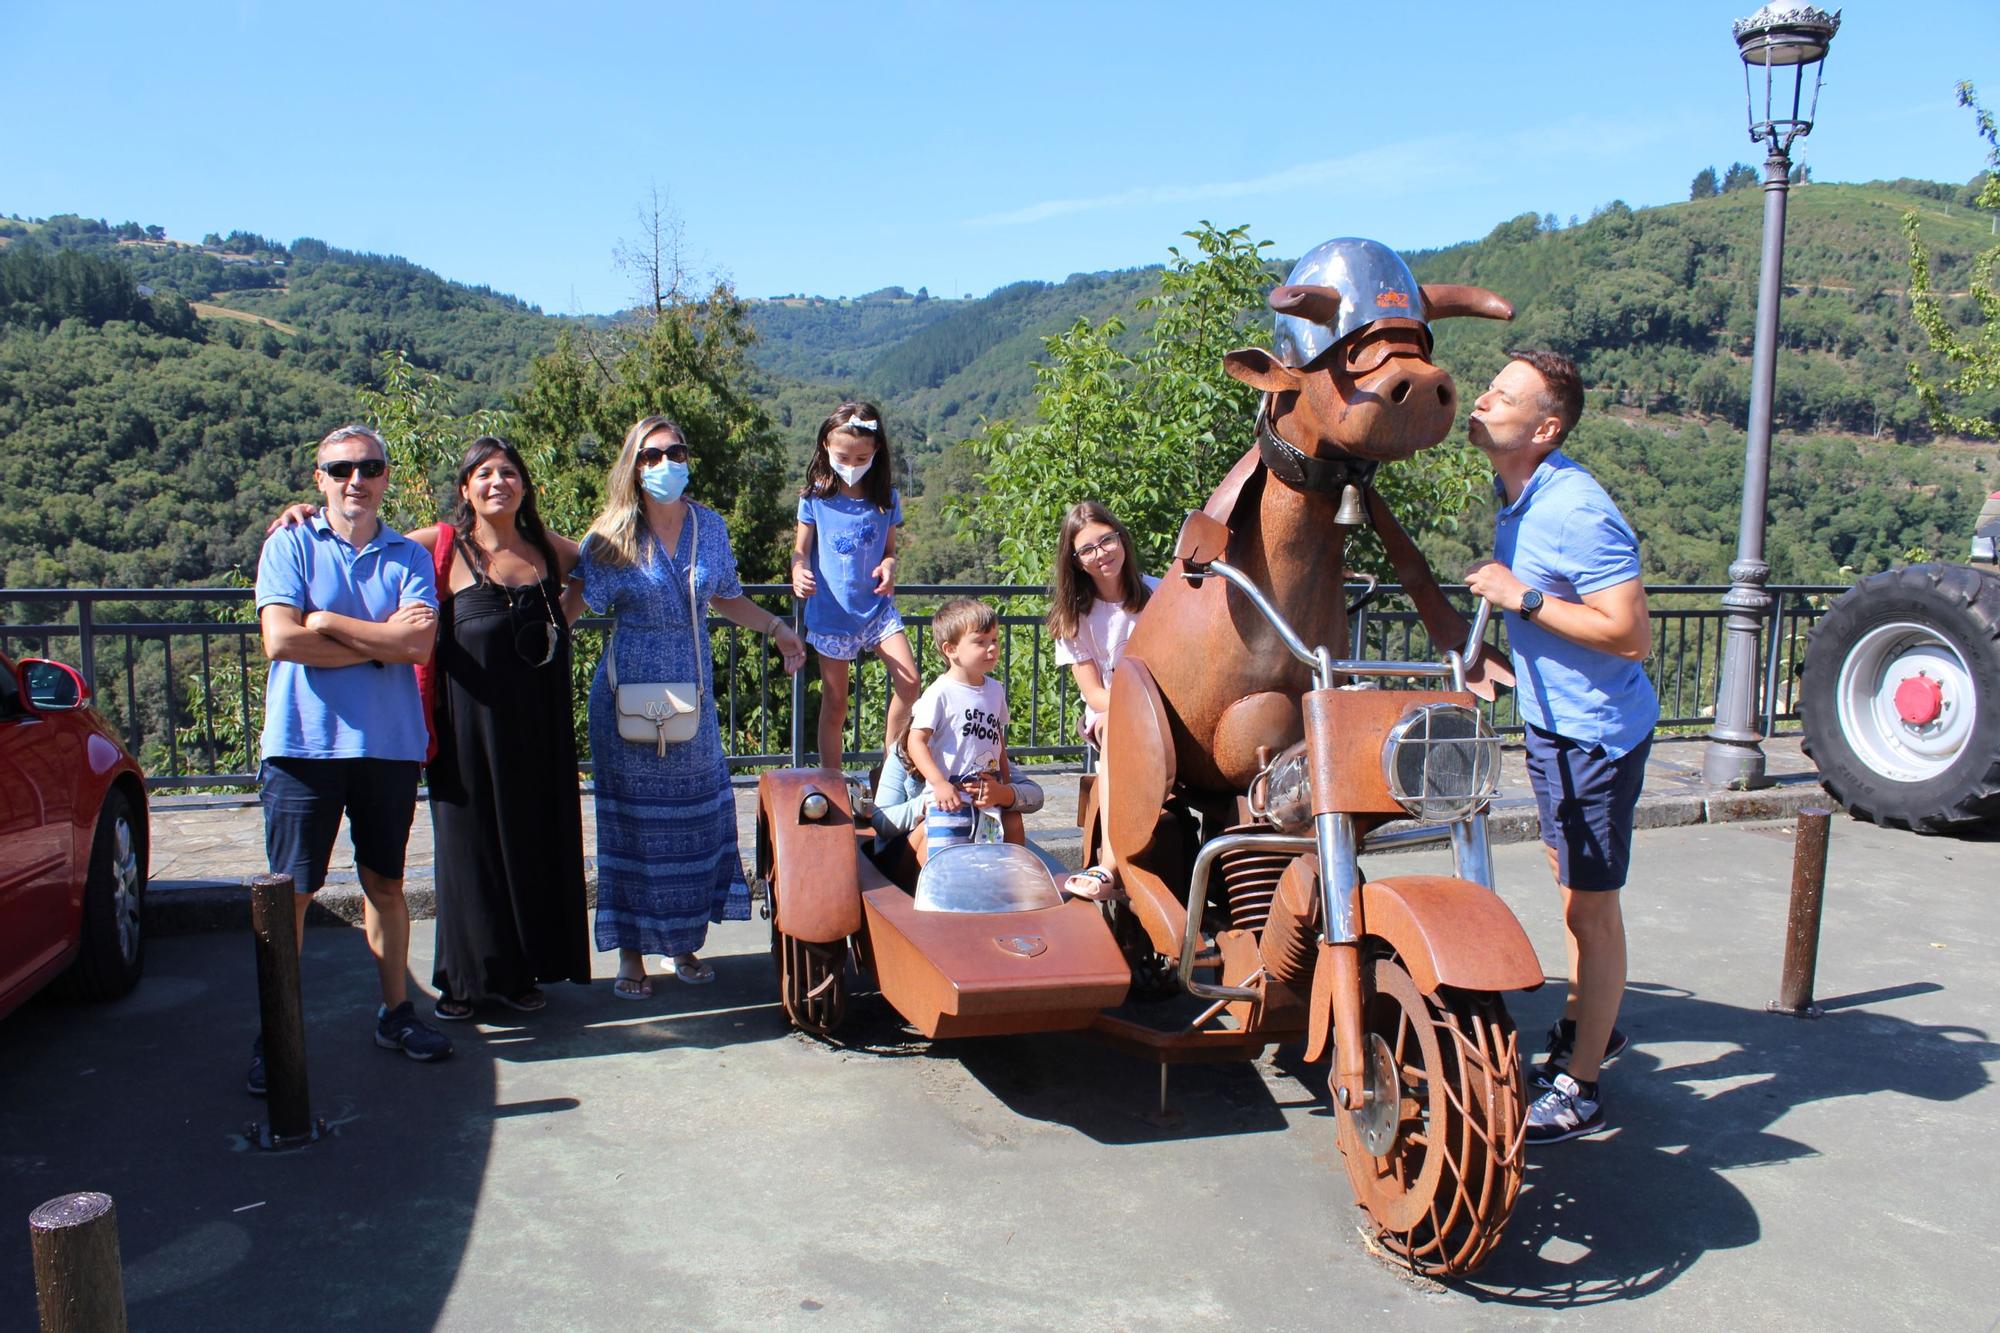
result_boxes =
[1336,952,1524,1277]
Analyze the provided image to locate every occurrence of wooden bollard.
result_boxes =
[248,873,323,1149]
[1768,807,1832,1019]
[28,1192,127,1333]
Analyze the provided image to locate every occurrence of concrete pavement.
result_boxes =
[3,815,1997,1330]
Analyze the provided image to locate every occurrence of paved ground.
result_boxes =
[5,803,1998,1329]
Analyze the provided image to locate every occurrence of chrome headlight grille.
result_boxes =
[1380,704,1500,823]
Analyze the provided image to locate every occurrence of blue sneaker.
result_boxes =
[1525,1073,1606,1144]
[375,1001,453,1062]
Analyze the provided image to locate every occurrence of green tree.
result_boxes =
[510,283,790,570]
[964,222,1487,585]
[1905,81,2000,438]
[1690,166,1720,200]
[1722,162,1760,193]
[358,348,510,531]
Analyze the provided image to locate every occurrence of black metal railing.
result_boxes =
[0,582,1848,790]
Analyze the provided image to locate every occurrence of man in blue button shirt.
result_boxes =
[1465,351,1658,1145]
[249,424,449,1094]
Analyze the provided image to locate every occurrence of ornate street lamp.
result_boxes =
[1703,5,1841,788]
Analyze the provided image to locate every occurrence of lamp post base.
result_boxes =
[1703,732,1772,789]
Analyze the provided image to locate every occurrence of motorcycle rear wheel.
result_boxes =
[1337,952,1524,1277]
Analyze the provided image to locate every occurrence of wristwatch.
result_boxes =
[1519,588,1545,620]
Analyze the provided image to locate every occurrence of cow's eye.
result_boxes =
[1343,337,1397,376]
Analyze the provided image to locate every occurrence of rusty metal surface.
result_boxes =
[1359,876,1546,995]
[1770,806,1833,1017]
[1338,954,1524,1277]
[757,768,865,944]
[859,887,1129,1039]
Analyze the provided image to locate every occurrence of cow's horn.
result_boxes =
[1420,284,1514,323]
[1268,284,1344,328]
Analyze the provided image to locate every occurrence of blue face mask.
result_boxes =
[641,459,689,503]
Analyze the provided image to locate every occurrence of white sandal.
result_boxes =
[1064,866,1120,901]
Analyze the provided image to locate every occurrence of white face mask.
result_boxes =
[831,457,873,486]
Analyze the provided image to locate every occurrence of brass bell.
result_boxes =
[1334,483,1368,527]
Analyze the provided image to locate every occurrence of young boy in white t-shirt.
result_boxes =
[908,598,1022,855]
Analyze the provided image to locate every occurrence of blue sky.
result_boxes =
[3,2,1995,314]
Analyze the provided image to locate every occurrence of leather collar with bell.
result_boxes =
[1256,408,1380,500]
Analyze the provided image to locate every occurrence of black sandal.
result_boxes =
[499,988,547,1013]
[433,996,475,1022]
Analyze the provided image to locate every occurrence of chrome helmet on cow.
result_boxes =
[1271,238,1427,369]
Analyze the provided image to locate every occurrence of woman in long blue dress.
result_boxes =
[578,415,806,997]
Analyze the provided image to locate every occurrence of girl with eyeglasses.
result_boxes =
[1046,500,1157,899]
[577,415,807,997]
[790,401,920,775]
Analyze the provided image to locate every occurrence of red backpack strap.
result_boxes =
[433,523,455,588]
[419,524,454,766]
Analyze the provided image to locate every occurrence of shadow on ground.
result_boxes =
[0,930,796,1330]
[1289,977,1996,1307]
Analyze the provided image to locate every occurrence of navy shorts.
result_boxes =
[1522,727,1651,892]
[260,757,421,894]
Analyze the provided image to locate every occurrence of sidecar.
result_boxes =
[756,768,1131,1038]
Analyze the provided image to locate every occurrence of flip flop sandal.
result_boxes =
[667,955,716,986]
[433,996,476,1022]
[613,974,654,1001]
[1064,866,1119,901]
[499,988,547,1012]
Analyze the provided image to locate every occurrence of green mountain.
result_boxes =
[1,178,1993,592]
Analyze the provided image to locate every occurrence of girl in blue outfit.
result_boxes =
[790,401,920,772]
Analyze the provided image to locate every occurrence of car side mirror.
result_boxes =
[19,659,87,712]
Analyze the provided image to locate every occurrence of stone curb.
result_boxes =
[142,779,1833,937]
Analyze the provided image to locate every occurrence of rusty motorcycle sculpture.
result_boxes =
[758,240,1542,1277]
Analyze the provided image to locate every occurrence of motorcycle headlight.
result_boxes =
[1380,703,1500,823]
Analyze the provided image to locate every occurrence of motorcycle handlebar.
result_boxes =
[1188,558,1491,687]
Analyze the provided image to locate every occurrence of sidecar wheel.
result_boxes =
[776,929,849,1036]
[1337,953,1524,1278]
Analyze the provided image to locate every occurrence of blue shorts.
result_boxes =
[1522,727,1651,892]
[260,757,421,893]
[805,605,906,663]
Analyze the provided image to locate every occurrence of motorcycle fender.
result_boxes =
[1361,875,1545,995]
[1305,942,1337,1063]
[758,769,864,944]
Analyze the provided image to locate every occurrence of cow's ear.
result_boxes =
[1222,347,1300,394]
[1421,284,1514,323]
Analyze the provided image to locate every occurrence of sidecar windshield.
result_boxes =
[913,843,1064,914]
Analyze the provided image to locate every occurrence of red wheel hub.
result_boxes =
[1894,674,1944,726]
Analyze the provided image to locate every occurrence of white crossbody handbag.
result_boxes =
[607,508,703,757]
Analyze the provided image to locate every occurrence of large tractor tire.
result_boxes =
[1799,563,2000,832]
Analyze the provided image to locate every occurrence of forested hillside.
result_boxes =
[1,177,1993,593]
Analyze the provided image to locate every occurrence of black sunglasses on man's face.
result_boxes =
[320,459,388,480]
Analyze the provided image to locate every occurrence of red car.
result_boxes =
[0,651,149,1020]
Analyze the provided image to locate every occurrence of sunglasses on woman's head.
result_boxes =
[320,459,388,480]
[637,443,690,467]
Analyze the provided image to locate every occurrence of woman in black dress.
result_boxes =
[415,437,590,1017]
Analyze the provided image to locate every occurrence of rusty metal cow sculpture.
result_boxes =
[758,238,1543,1279]
[1085,237,1546,1273]
[1097,236,1515,950]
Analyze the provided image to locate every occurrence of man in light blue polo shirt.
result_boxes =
[249,423,448,1093]
[1465,350,1658,1145]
